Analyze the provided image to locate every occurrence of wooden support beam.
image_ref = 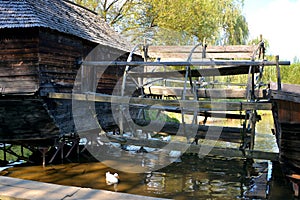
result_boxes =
[106,135,279,161]
[129,67,260,77]
[49,92,272,111]
[133,120,246,143]
[81,60,290,67]
[144,86,267,99]
[198,112,259,120]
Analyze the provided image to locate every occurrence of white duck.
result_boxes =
[106,171,119,185]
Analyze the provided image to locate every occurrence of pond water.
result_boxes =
[1,112,295,199]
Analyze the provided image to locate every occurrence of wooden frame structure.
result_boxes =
[48,40,290,162]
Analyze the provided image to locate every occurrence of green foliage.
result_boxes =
[144,110,180,123]
[127,0,249,45]
[248,36,269,49]
[71,0,249,46]
[262,62,300,85]
[279,63,300,84]
[0,145,32,162]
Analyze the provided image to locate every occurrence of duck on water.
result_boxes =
[106,171,120,185]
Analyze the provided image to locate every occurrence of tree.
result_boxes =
[129,0,249,45]
[71,0,137,27]
[71,0,249,45]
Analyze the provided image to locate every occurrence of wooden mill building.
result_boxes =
[0,0,139,145]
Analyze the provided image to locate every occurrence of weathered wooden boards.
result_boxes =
[147,45,258,60]
[279,123,300,172]
[0,99,59,142]
[271,83,300,172]
[0,28,39,94]
[270,82,300,104]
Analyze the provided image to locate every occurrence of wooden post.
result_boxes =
[21,145,24,157]
[3,143,7,163]
[77,138,80,162]
[42,149,46,168]
[60,141,64,164]
[250,111,257,150]
[251,65,255,100]
[276,55,281,90]
[38,147,49,168]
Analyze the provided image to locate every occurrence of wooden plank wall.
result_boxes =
[0,28,39,94]
[271,88,300,172]
[37,28,142,135]
[0,27,142,140]
[38,28,95,94]
[38,29,142,95]
[0,99,59,142]
[280,123,300,172]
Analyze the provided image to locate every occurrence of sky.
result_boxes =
[243,0,300,62]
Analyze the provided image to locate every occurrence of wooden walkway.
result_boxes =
[0,176,169,200]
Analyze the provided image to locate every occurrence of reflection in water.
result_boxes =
[1,112,295,199]
[3,155,281,199]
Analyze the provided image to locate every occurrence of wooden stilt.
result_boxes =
[65,139,78,159]
[3,143,6,163]
[60,141,64,164]
[21,145,24,157]
[38,147,49,168]
[287,174,300,197]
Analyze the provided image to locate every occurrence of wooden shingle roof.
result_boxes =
[0,0,131,52]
